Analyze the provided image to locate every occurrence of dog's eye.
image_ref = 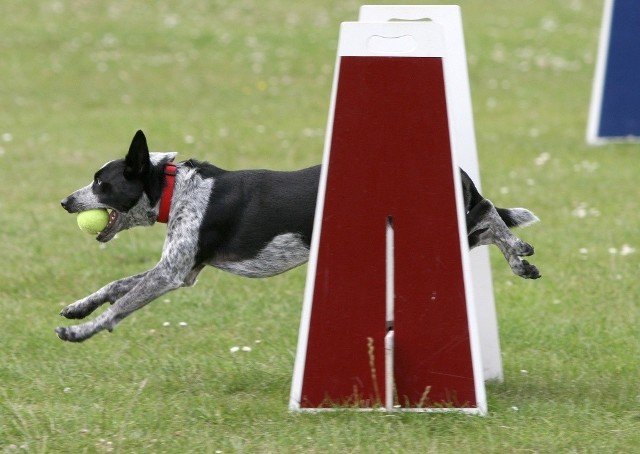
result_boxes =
[95,178,102,186]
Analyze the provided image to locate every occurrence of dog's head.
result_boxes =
[61,130,176,242]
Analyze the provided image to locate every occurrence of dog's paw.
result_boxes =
[55,325,96,342]
[514,240,535,257]
[518,260,541,279]
[60,301,94,320]
[60,306,85,320]
[56,326,82,342]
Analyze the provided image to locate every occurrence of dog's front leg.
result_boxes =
[55,266,184,342]
[60,272,149,320]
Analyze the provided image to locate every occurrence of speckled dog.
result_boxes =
[57,130,539,342]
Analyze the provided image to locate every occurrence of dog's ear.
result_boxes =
[124,130,151,180]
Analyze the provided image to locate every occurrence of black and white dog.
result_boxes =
[57,130,539,342]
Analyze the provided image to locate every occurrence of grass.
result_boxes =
[1,0,638,452]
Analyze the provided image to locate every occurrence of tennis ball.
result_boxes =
[77,209,109,235]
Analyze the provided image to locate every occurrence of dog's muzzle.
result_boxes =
[61,197,73,213]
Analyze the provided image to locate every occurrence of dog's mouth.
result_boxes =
[96,210,120,242]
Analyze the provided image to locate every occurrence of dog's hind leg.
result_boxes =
[60,272,149,320]
[467,199,540,279]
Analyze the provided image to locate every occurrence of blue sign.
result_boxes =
[588,0,640,143]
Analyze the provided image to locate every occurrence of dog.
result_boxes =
[56,130,539,342]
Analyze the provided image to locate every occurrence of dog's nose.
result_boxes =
[61,197,69,210]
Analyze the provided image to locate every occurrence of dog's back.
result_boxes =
[189,162,321,277]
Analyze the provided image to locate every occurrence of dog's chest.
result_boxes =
[209,233,309,278]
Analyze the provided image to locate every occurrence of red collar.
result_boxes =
[157,162,177,224]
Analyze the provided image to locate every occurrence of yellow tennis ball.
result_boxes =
[77,209,109,234]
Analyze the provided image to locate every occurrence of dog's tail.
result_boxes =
[497,207,539,229]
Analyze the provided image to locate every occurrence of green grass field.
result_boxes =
[1,0,638,452]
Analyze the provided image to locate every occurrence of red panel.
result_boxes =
[300,57,475,408]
